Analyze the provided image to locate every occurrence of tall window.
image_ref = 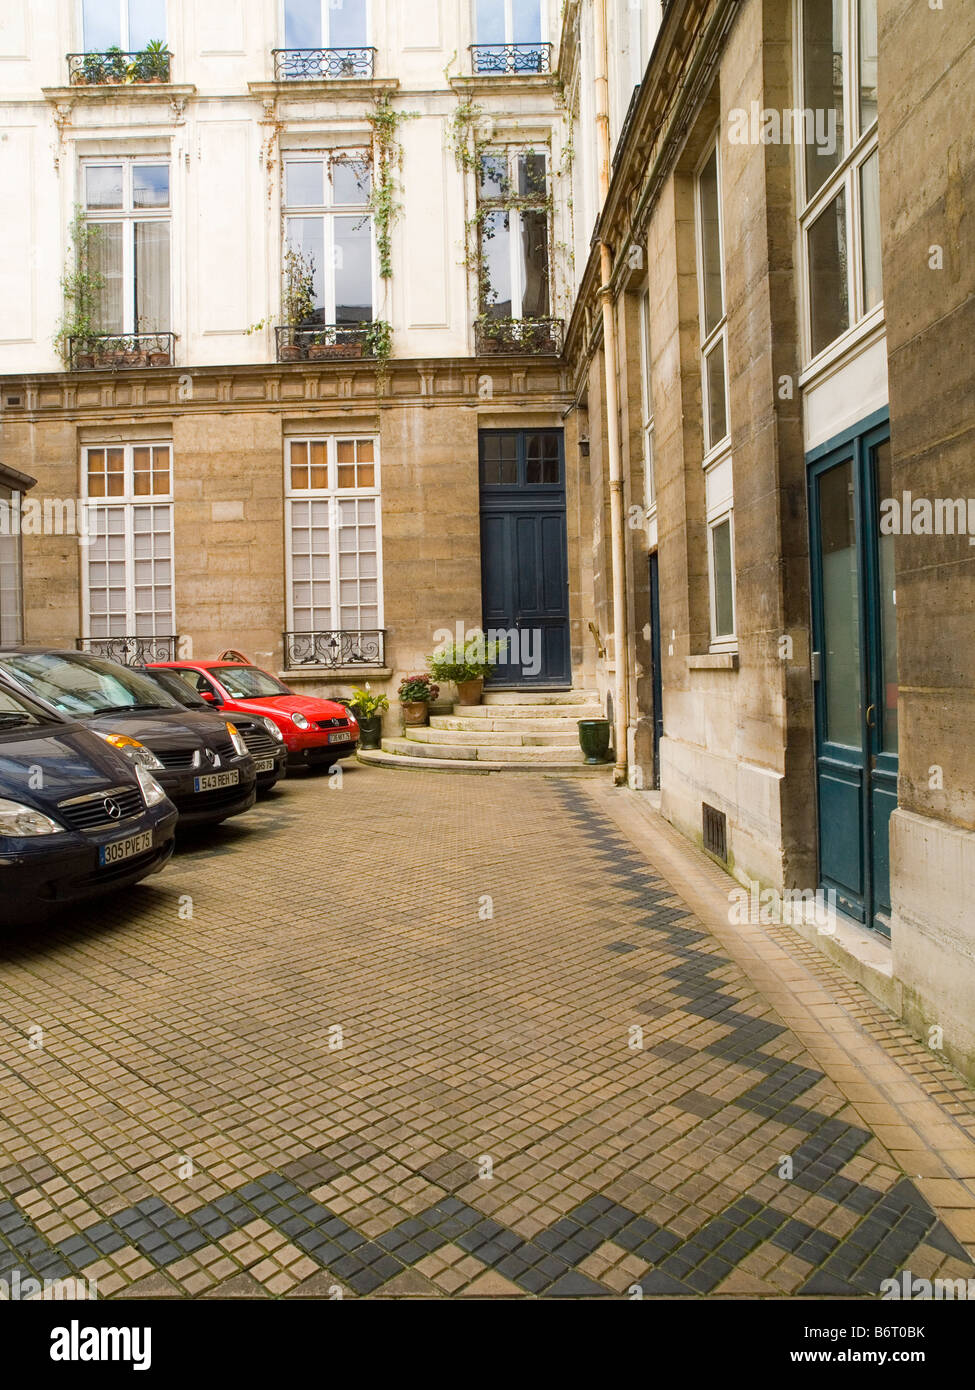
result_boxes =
[475,0,543,49]
[478,149,551,321]
[84,160,171,335]
[800,0,881,361]
[286,438,382,633]
[284,0,368,49]
[0,483,24,645]
[283,155,374,326]
[695,139,735,647]
[639,289,656,516]
[82,0,166,50]
[82,445,174,641]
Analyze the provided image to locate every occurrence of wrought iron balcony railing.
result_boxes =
[475,316,564,355]
[469,43,553,75]
[276,324,384,362]
[284,631,387,668]
[68,49,172,85]
[69,333,175,370]
[78,635,179,666]
[272,47,376,80]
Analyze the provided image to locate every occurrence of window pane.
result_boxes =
[128,0,167,49]
[711,519,735,638]
[513,0,542,43]
[332,158,371,206]
[135,221,170,331]
[286,218,325,321]
[285,0,321,48]
[808,188,849,356]
[860,149,882,312]
[476,0,505,44]
[133,165,169,208]
[517,153,547,199]
[478,153,509,200]
[83,0,120,50]
[481,210,511,316]
[818,459,861,746]
[333,214,373,324]
[90,222,124,333]
[802,0,844,197]
[329,0,368,48]
[873,439,897,753]
[286,161,324,208]
[86,165,123,210]
[859,0,878,131]
[698,148,723,335]
[520,211,550,318]
[705,340,728,448]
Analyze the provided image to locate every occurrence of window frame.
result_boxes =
[638,288,656,518]
[81,156,172,336]
[80,0,167,51]
[707,510,737,647]
[282,151,377,326]
[80,442,175,641]
[796,0,882,372]
[0,483,25,646]
[476,146,552,322]
[280,0,371,50]
[694,137,730,462]
[284,435,384,635]
[474,0,547,47]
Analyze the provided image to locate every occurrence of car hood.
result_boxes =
[227,694,350,720]
[0,722,143,807]
[83,707,238,750]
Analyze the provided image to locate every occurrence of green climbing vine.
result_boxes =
[54,206,105,365]
[367,95,416,281]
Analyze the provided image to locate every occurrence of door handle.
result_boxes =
[866,704,876,730]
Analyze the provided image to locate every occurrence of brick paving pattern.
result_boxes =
[1,767,973,1298]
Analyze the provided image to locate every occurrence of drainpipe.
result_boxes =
[594,0,629,786]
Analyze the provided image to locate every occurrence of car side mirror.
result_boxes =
[200,690,218,704]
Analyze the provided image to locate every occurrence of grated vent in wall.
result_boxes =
[702,802,727,861]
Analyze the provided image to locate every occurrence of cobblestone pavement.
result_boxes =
[2,765,975,1299]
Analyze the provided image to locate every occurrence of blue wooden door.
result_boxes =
[808,419,897,934]
[479,430,570,687]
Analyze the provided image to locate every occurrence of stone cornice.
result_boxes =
[43,83,197,108]
[248,78,400,103]
[448,74,560,99]
[0,461,37,491]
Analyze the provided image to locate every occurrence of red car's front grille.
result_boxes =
[314,717,349,730]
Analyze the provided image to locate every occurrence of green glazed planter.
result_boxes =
[578,718,612,764]
[357,715,382,750]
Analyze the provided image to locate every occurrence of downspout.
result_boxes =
[594,0,630,785]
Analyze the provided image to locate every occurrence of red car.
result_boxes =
[149,655,359,771]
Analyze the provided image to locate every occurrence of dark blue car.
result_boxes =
[0,678,177,924]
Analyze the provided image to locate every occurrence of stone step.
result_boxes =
[432,715,591,734]
[450,703,602,720]
[482,690,598,706]
[381,737,588,765]
[358,747,612,776]
[406,725,579,747]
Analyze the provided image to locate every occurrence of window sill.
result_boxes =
[687,652,739,671]
[280,666,392,683]
[43,82,196,106]
[798,304,886,390]
[449,74,560,97]
[249,78,399,100]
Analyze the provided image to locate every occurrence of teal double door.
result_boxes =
[808,413,897,935]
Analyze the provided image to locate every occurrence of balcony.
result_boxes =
[69,333,175,370]
[272,47,376,80]
[284,631,387,668]
[475,316,564,356]
[67,47,172,85]
[275,323,387,363]
[469,43,553,75]
[78,635,179,666]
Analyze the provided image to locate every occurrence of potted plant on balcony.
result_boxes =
[104,46,129,82]
[78,51,108,85]
[398,673,439,727]
[133,40,169,82]
[54,209,105,369]
[428,630,500,707]
[346,685,389,750]
[280,246,317,361]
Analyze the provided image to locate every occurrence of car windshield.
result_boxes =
[140,668,207,709]
[0,681,60,729]
[0,652,185,718]
[215,666,291,699]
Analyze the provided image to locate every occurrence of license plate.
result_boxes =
[328,731,353,745]
[254,758,275,773]
[193,770,240,792]
[99,831,153,867]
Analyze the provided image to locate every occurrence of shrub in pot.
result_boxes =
[398,673,439,727]
[346,685,388,749]
[427,631,500,706]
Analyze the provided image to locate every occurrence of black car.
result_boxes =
[134,666,287,793]
[0,677,177,923]
[0,651,257,829]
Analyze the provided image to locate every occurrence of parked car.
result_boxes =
[148,657,359,771]
[0,675,177,923]
[134,665,287,794]
[0,650,257,828]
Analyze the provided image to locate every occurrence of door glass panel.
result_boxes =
[873,439,898,753]
[83,0,121,50]
[476,0,505,44]
[333,214,372,324]
[285,0,321,48]
[818,459,861,746]
[513,0,542,43]
[135,221,170,331]
[481,210,512,316]
[808,189,849,356]
[90,223,124,333]
[128,0,167,51]
[329,0,367,48]
[802,0,844,196]
[520,210,550,317]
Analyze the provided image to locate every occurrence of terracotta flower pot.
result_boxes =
[402,700,429,727]
[74,353,95,370]
[280,345,303,362]
[456,677,484,706]
[148,350,171,366]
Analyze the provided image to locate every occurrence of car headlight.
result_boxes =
[97,732,165,771]
[291,713,310,730]
[262,717,284,743]
[134,762,168,809]
[225,722,249,758]
[0,798,65,838]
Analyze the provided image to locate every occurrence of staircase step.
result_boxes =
[452,703,602,719]
[382,737,589,764]
[363,742,612,776]
[432,715,592,734]
[482,690,599,706]
[406,725,579,747]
